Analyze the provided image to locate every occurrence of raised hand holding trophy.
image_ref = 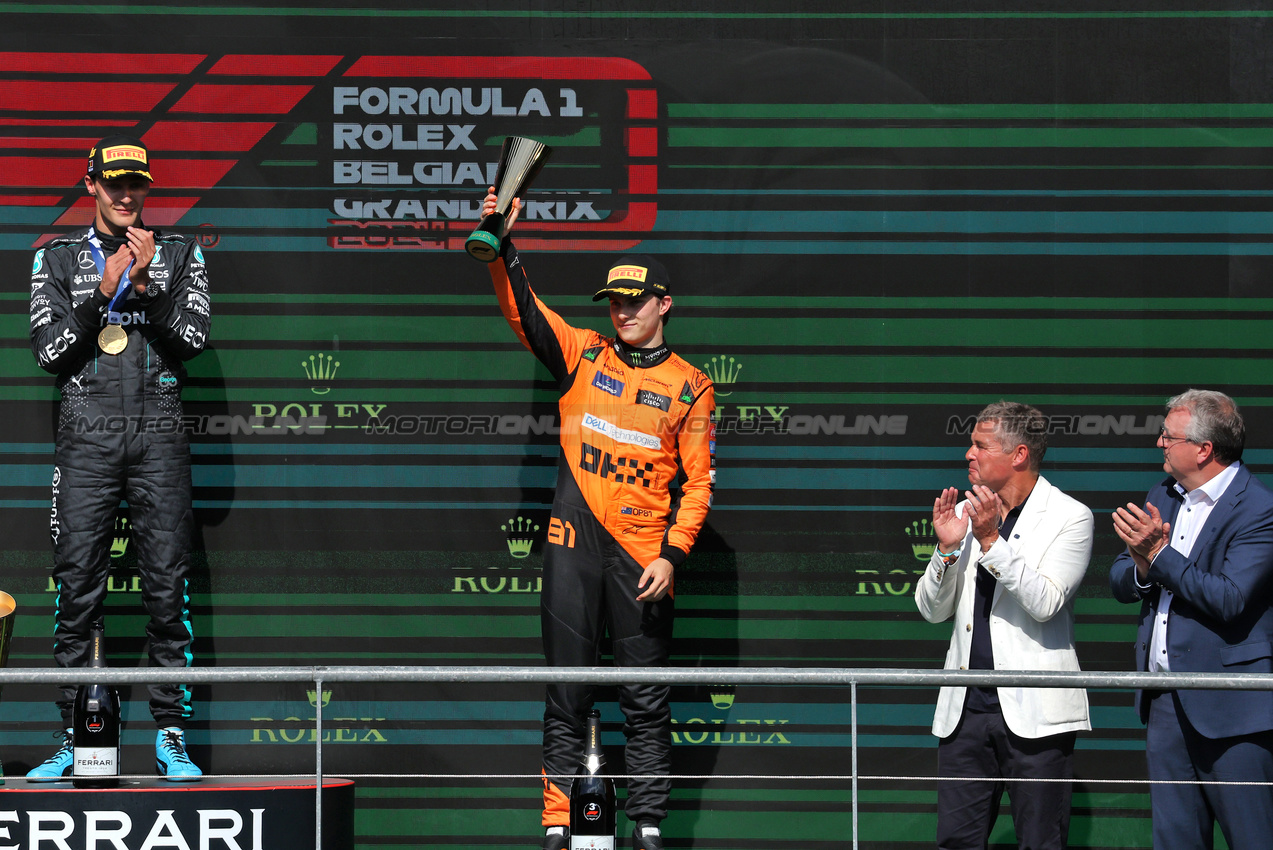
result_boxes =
[465,136,552,262]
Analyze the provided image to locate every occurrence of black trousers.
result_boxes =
[539,500,675,827]
[1145,689,1273,850]
[936,703,1076,850]
[51,425,194,728]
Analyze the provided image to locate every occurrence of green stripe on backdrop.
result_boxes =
[669,127,1273,148]
[2,387,1270,406]
[13,315,1273,349]
[7,293,1273,312]
[91,611,1127,644]
[1,4,1270,19]
[669,103,1273,120]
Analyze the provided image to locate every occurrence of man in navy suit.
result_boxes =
[1110,389,1273,850]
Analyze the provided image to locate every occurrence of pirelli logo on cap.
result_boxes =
[102,145,147,165]
[608,265,649,284]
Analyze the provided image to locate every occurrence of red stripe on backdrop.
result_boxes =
[41,196,202,237]
[171,84,315,114]
[0,195,61,206]
[626,89,659,120]
[626,127,658,157]
[0,119,138,127]
[0,53,205,75]
[0,82,174,112]
[3,157,96,187]
[0,137,99,149]
[343,56,651,80]
[627,164,657,195]
[1,157,235,188]
[143,122,275,152]
[208,55,344,76]
[146,159,238,189]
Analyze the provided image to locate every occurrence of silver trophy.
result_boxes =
[465,136,553,262]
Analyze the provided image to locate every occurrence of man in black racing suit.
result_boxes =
[27,136,210,781]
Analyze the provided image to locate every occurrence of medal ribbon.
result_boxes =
[87,230,134,323]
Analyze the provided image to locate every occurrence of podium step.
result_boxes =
[0,776,353,849]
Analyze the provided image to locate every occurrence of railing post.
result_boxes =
[851,680,859,850]
[315,672,324,850]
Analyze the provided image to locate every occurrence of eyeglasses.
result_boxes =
[1159,427,1195,447]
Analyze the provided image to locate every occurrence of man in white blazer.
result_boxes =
[915,401,1093,850]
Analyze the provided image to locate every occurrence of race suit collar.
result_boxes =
[613,337,671,369]
[92,224,131,254]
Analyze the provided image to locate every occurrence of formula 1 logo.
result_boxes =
[327,56,657,252]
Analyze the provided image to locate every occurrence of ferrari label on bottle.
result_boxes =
[73,746,118,776]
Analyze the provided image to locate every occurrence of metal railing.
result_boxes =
[5,665,1272,849]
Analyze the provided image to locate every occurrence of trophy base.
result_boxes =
[464,231,501,263]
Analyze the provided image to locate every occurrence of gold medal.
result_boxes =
[98,323,128,355]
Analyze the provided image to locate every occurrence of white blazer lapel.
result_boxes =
[989,476,1052,608]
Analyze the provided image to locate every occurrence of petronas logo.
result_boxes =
[703,355,741,397]
[502,516,541,559]
[906,519,938,561]
[303,352,341,395]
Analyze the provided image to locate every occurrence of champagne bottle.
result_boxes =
[72,626,120,788]
[569,710,616,850]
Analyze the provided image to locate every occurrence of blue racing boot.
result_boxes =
[26,729,74,781]
[155,727,202,781]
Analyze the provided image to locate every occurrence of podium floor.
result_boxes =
[0,775,354,849]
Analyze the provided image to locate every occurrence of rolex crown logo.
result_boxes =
[709,690,736,710]
[307,689,332,708]
[905,519,938,562]
[303,352,341,395]
[703,355,741,397]
[502,516,540,559]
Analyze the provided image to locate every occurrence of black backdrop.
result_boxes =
[1,3,1270,847]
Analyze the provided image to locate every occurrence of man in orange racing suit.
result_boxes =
[482,190,715,850]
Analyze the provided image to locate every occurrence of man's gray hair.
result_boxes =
[1167,389,1245,464]
[977,401,1047,472]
